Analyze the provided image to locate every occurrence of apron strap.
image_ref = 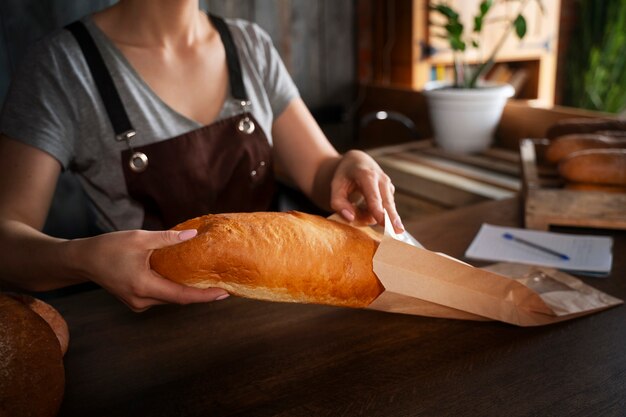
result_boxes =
[66,14,249,140]
[65,21,135,140]
[209,14,249,102]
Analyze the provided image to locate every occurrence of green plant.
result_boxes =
[563,0,626,114]
[430,0,543,88]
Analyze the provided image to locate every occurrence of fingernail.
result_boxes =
[215,293,230,301]
[394,218,405,231]
[178,229,198,241]
[341,209,355,222]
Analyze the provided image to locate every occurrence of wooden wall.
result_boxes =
[0,0,356,144]
[206,0,355,113]
[0,0,116,105]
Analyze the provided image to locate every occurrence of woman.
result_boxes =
[0,0,403,311]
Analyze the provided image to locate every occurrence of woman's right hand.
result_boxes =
[0,136,228,310]
[69,229,229,312]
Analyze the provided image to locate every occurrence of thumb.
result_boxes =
[149,229,198,250]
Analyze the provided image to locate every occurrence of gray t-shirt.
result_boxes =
[0,16,299,231]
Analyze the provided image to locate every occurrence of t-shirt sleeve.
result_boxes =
[0,35,77,169]
[246,22,300,118]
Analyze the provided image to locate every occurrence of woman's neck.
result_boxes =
[93,0,210,49]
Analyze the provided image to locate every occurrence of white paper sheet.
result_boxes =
[465,224,613,276]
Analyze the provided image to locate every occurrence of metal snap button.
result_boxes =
[129,152,148,173]
[238,117,255,134]
[250,160,266,178]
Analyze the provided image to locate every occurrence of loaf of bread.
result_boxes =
[150,211,384,308]
[545,134,626,164]
[0,294,65,417]
[546,118,626,139]
[6,293,70,355]
[559,149,626,186]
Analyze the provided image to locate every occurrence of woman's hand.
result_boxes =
[270,100,404,232]
[330,150,404,233]
[69,229,229,312]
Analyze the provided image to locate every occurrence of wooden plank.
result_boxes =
[320,0,354,106]
[290,0,322,109]
[393,192,446,222]
[378,162,489,208]
[420,146,521,177]
[392,152,521,191]
[497,100,615,148]
[483,147,524,163]
[519,138,542,190]
[356,0,374,83]
[376,155,517,200]
[370,140,519,210]
[521,138,626,231]
[525,189,626,231]
[366,139,432,157]
[252,0,284,43]
[206,0,355,123]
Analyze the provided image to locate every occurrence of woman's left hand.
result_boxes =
[271,100,404,232]
[330,150,404,233]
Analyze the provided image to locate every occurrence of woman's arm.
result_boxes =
[271,99,404,232]
[0,135,75,289]
[0,135,228,310]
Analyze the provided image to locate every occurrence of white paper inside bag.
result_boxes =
[327,211,423,248]
[382,209,424,248]
[483,263,623,317]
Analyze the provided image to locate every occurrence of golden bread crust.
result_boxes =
[0,294,65,417]
[150,211,383,308]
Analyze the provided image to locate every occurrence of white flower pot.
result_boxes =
[423,81,515,153]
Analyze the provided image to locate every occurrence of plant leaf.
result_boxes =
[446,21,464,37]
[514,15,527,39]
[450,37,466,51]
[474,16,483,32]
[480,0,493,16]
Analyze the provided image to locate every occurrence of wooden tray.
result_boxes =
[520,138,626,231]
[367,140,522,221]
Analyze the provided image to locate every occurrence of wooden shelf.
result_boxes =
[357,0,562,105]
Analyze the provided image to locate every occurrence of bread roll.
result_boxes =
[150,211,384,308]
[545,134,626,164]
[0,294,65,417]
[546,118,626,139]
[6,293,70,355]
[559,149,626,186]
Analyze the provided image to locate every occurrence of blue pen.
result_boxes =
[502,233,570,261]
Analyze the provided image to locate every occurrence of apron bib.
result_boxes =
[67,15,275,230]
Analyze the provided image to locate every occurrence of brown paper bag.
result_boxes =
[330,213,622,326]
[369,236,622,326]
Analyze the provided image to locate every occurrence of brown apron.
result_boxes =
[67,15,275,230]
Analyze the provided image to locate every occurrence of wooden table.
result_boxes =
[49,198,626,417]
